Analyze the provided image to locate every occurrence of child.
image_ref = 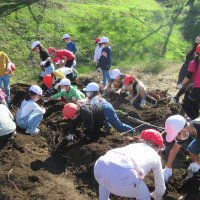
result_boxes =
[163,115,200,182]
[94,129,166,200]
[31,41,54,80]
[123,75,147,107]
[47,78,85,103]
[0,104,16,143]
[16,85,46,135]
[62,34,77,68]
[97,37,112,89]
[80,82,133,133]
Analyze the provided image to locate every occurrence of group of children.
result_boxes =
[1,35,200,200]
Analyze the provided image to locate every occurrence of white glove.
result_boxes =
[188,162,200,173]
[40,61,46,66]
[129,98,135,105]
[177,83,183,90]
[66,134,73,141]
[140,99,146,107]
[163,167,172,182]
[97,68,101,73]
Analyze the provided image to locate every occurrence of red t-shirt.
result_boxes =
[56,50,75,61]
[188,60,200,88]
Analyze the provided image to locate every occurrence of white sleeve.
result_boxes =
[152,159,166,200]
[32,102,46,114]
[94,46,98,62]
[7,62,12,71]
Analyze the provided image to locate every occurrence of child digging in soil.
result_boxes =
[122,75,157,108]
[94,129,166,200]
[163,115,200,183]
[79,82,134,133]
[45,78,85,104]
[16,85,46,135]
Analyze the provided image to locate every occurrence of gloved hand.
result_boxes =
[188,162,200,173]
[177,83,183,90]
[140,99,146,107]
[97,68,101,73]
[65,134,73,141]
[163,167,172,182]
[40,61,46,66]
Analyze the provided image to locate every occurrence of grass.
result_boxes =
[0,0,199,84]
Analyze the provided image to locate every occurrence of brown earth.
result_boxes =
[0,78,199,200]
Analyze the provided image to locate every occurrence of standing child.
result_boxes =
[97,37,112,89]
[62,34,77,68]
[16,85,46,135]
[32,41,54,80]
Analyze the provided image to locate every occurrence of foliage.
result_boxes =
[0,0,199,83]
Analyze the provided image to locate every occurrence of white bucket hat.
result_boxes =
[29,85,42,95]
[110,69,121,79]
[31,41,40,50]
[62,34,70,39]
[83,82,99,92]
[58,78,71,86]
[165,115,186,142]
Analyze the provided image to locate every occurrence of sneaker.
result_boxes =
[65,134,73,141]
[25,128,40,136]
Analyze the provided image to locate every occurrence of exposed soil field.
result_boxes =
[0,76,200,200]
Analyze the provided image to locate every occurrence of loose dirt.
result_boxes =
[0,75,199,200]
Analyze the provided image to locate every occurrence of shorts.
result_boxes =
[187,139,200,155]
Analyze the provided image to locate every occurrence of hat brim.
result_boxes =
[166,133,177,143]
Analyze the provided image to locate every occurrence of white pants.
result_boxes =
[94,153,151,200]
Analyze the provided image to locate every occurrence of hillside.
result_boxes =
[0,0,199,83]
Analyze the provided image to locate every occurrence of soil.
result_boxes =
[0,78,200,200]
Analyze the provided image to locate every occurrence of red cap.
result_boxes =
[95,38,100,43]
[48,47,56,53]
[124,75,135,86]
[11,63,16,72]
[43,74,53,89]
[141,129,164,148]
[196,44,200,53]
[63,103,78,119]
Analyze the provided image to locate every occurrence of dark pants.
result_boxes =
[182,88,200,119]
[65,59,74,68]
[0,132,14,144]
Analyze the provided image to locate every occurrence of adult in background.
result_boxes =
[94,129,166,200]
[178,44,200,119]
[163,115,200,183]
[94,38,103,66]
[31,41,54,80]
[0,103,16,144]
[48,47,75,68]
[62,34,77,68]
[173,36,200,103]
[0,51,13,105]
[97,37,112,89]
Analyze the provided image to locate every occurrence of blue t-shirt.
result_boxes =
[66,41,77,54]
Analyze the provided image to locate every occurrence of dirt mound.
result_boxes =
[0,82,199,200]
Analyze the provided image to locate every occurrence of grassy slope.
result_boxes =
[0,0,199,83]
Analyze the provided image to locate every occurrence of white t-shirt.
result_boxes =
[94,45,103,63]
[0,104,16,136]
[95,143,166,200]
[19,100,46,119]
